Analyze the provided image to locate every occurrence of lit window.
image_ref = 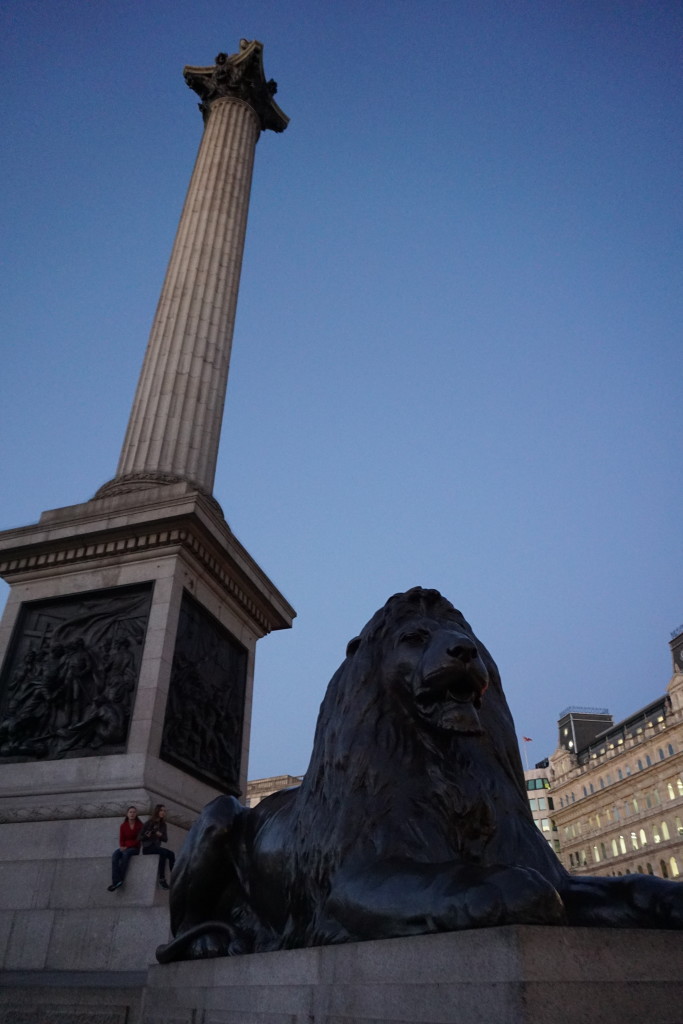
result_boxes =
[529,798,538,810]
[593,845,600,863]
[653,824,661,844]
[670,857,680,878]
[633,798,639,813]
[541,818,550,832]
[538,797,547,810]
[631,832,639,851]
[639,829,647,846]
[668,783,675,800]
[662,821,670,841]
[611,839,619,856]
[619,835,627,855]
[677,779,683,797]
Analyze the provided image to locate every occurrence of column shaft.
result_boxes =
[116,96,261,494]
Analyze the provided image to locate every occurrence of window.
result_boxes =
[538,797,547,811]
[676,817,683,836]
[593,845,600,863]
[548,797,554,810]
[661,860,669,878]
[599,778,605,789]
[677,778,683,797]
[645,755,652,767]
[601,842,608,859]
[589,784,594,794]
[617,769,623,780]
[662,821,670,840]
[668,744,674,756]
[540,818,550,832]
[639,828,647,846]
[583,786,588,797]
[613,806,620,821]
[637,759,643,771]
[529,798,538,810]
[626,765,632,776]
[653,823,661,844]
[611,839,619,856]
[633,798,639,813]
[653,789,661,805]
[572,792,576,802]
[659,749,665,761]
[646,863,654,875]
[619,835,627,855]
[668,783,676,801]
[670,857,680,878]
[631,832,639,851]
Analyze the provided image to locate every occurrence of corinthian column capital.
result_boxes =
[184,40,289,132]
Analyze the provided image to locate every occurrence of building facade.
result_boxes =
[524,766,561,856]
[549,628,683,881]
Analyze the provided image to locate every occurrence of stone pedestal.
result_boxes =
[0,485,294,973]
[5,926,678,1024]
[140,926,683,1024]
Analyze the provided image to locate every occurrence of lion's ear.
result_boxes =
[346,636,361,657]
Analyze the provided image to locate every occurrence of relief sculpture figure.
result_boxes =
[158,588,683,962]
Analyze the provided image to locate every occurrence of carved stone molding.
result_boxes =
[0,801,193,830]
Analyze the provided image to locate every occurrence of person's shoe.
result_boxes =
[107,882,123,892]
[158,879,170,890]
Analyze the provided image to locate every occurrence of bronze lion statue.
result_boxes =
[158,588,683,962]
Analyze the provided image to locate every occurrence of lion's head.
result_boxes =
[346,588,490,735]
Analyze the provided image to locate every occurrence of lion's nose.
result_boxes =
[447,643,478,664]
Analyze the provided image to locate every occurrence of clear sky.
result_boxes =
[1,0,681,779]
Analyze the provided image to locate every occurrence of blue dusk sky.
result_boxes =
[1,1,681,779]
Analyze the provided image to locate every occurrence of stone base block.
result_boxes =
[0,969,146,1024]
[141,925,683,1024]
[0,853,170,971]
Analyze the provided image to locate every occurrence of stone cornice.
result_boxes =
[0,489,295,636]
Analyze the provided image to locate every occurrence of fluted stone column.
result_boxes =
[101,41,288,499]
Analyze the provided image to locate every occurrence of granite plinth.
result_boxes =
[142,925,683,1024]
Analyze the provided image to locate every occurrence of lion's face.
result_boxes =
[380,616,490,734]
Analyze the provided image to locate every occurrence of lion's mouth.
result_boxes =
[416,668,487,734]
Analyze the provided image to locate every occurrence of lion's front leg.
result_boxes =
[157,795,249,962]
[325,860,566,940]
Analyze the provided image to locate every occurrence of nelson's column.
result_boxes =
[0,42,294,977]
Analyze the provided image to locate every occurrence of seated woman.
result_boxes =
[108,806,143,891]
[141,803,175,889]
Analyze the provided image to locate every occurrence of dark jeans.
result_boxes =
[143,843,175,880]
[111,847,139,885]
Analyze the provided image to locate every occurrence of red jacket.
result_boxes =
[119,818,143,849]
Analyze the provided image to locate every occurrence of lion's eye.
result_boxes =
[400,631,429,646]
